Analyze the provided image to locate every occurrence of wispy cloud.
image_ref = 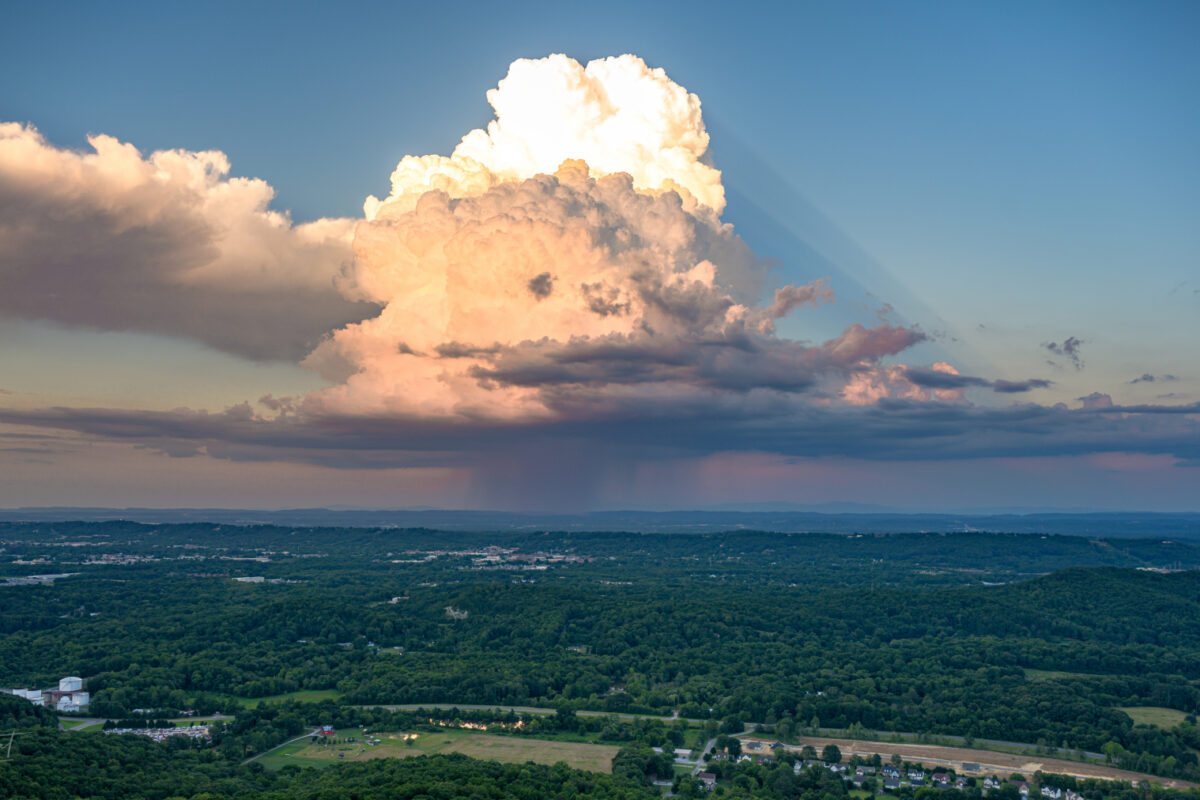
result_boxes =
[903,367,1051,395]
[1043,336,1085,370]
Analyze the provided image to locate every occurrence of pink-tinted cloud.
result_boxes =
[0,122,377,359]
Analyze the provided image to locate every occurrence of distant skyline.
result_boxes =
[1,0,1197,510]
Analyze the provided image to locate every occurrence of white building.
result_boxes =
[71,691,90,707]
[57,697,79,713]
[59,676,83,692]
[4,689,45,705]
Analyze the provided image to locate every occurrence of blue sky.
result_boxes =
[0,0,1196,510]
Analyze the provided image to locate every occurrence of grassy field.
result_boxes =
[224,689,342,708]
[258,729,619,773]
[1119,706,1190,728]
[58,718,98,730]
[167,714,230,725]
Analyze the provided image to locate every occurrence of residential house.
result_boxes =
[698,773,717,791]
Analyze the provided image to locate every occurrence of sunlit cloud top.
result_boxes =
[365,54,725,218]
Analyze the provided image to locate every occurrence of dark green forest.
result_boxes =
[3,522,1200,797]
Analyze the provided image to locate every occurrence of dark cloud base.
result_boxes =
[1,397,1196,472]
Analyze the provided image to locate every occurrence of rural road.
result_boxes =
[242,728,319,766]
[740,734,1199,791]
[366,703,684,723]
[691,736,718,776]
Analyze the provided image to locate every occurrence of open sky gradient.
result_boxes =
[0,0,1197,510]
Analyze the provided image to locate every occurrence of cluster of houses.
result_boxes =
[2,676,90,712]
[706,741,1083,798]
[863,764,971,791]
[981,776,1082,800]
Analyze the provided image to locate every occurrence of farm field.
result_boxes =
[747,736,1200,790]
[260,729,620,773]
[1119,706,1191,728]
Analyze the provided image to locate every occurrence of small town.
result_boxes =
[696,738,1103,799]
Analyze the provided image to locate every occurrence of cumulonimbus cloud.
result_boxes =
[304,55,945,420]
[0,122,378,360]
[2,53,1195,489]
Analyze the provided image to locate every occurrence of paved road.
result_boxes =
[692,736,718,776]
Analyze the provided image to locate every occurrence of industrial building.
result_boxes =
[2,676,90,711]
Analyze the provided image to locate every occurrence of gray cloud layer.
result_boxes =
[1,397,1196,472]
[903,367,1053,394]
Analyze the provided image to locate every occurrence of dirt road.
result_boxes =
[741,736,1198,790]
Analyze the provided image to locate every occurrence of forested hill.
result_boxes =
[0,691,57,729]
[5,523,1200,787]
[985,568,1200,646]
[4,521,1200,580]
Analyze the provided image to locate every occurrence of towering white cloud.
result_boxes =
[364,54,725,219]
[305,55,930,420]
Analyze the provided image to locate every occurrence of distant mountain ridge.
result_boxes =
[1,506,1197,537]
